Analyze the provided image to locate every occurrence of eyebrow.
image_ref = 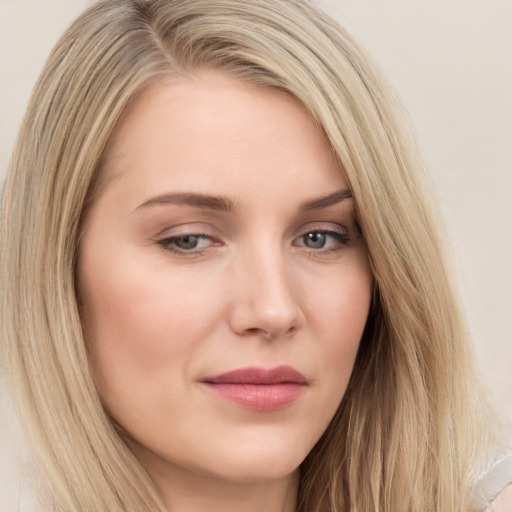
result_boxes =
[135,192,235,212]
[134,188,352,213]
[298,189,352,211]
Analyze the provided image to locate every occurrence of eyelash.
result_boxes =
[294,230,352,253]
[157,233,217,255]
[157,229,353,256]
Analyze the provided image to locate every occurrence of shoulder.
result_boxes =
[478,455,512,512]
[485,483,512,512]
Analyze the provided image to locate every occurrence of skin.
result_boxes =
[77,71,373,512]
[488,485,512,512]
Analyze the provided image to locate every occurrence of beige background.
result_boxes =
[0,0,511,508]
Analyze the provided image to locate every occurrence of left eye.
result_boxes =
[295,230,349,250]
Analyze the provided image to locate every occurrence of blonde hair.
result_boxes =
[0,1,506,511]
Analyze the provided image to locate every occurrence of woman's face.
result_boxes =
[78,71,372,492]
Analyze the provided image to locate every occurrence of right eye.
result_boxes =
[158,233,216,254]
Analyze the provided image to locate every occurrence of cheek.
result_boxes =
[310,256,372,342]
[306,256,372,392]
[77,244,219,401]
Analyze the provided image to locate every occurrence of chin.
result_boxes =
[198,434,312,484]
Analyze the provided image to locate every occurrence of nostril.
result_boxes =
[245,327,273,339]
[242,325,297,341]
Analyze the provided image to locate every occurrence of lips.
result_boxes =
[201,366,307,411]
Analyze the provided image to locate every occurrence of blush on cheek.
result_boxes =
[82,271,209,380]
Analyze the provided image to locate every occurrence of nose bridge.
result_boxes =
[229,239,304,338]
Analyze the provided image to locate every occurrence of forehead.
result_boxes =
[95,70,347,208]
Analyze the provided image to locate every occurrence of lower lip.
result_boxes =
[203,382,305,411]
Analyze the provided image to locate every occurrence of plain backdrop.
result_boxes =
[0,1,511,506]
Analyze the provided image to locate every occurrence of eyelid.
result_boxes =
[293,221,350,238]
[293,229,350,246]
[157,233,218,255]
[154,221,358,257]
[291,221,357,254]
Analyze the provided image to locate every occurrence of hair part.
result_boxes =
[1,1,506,511]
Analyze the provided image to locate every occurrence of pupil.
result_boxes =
[305,232,326,249]
[176,235,199,249]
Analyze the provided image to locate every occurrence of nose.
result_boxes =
[228,248,305,340]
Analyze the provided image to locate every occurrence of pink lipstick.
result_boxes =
[201,366,307,411]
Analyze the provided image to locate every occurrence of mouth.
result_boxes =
[200,365,307,411]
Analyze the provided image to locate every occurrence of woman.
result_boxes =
[0,0,510,511]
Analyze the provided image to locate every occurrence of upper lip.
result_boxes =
[202,365,307,385]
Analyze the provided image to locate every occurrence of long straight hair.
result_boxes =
[0,1,506,511]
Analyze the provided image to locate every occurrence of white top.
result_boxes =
[477,455,512,511]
